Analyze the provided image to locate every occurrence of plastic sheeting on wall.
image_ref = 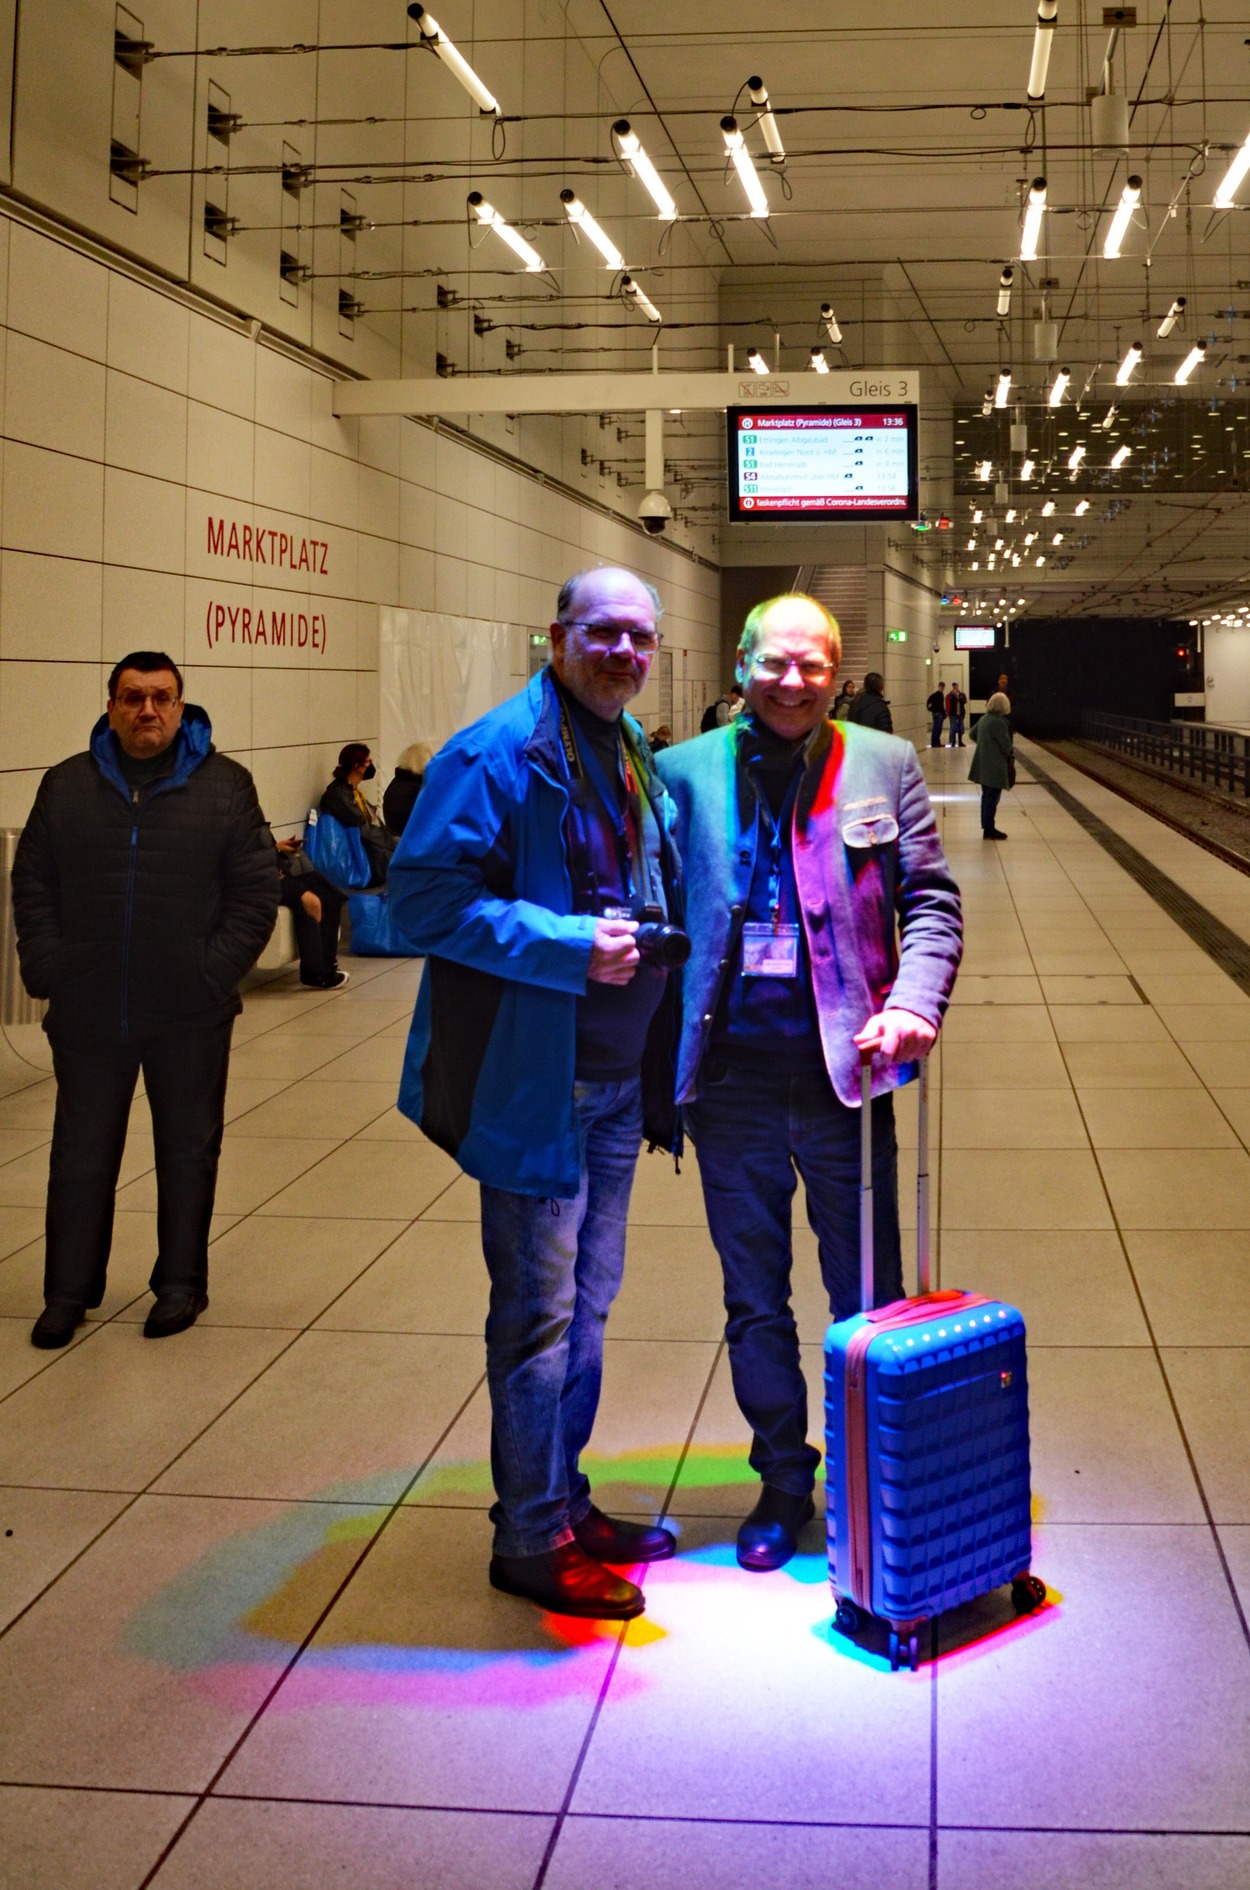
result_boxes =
[379,609,517,774]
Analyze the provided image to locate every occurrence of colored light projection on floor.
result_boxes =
[124,1446,1058,1710]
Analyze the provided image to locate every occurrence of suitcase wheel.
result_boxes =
[1011,1574,1047,1616]
[888,1629,921,1673]
[833,1600,861,1637]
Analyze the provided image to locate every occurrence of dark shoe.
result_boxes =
[489,1541,645,1618]
[144,1292,208,1338]
[31,1303,85,1349]
[737,1486,816,1572]
[983,828,1008,841]
[300,969,350,990]
[573,1504,676,1565]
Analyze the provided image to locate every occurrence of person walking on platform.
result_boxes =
[946,681,967,747]
[389,566,684,1622]
[846,670,893,733]
[969,691,1014,838]
[12,652,278,1347]
[656,594,962,1573]
[926,683,947,748]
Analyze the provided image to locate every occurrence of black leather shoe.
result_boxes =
[31,1303,85,1349]
[737,1486,816,1572]
[144,1292,208,1338]
[489,1541,645,1618]
[572,1504,676,1565]
[982,828,1009,841]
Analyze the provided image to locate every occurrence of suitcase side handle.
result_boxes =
[860,1046,932,1312]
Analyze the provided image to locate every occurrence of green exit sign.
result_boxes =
[887,629,908,642]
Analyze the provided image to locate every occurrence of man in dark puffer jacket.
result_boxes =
[12,651,278,1348]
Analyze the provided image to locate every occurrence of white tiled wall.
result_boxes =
[0,213,721,832]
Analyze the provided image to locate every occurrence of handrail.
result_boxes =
[1083,712,1250,797]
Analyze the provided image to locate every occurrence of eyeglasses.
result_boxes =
[114,689,181,711]
[563,620,661,653]
[750,655,834,684]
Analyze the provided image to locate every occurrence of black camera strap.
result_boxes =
[557,690,657,909]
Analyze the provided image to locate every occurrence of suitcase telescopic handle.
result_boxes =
[859,1044,932,1314]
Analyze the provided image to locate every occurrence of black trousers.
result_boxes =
[44,1022,233,1308]
[281,873,344,985]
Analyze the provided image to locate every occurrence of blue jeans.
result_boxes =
[686,1062,903,1497]
[479,1076,642,1557]
[981,785,1002,833]
[949,715,965,744]
[929,714,944,747]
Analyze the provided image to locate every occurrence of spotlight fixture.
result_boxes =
[721,117,770,218]
[997,267,1014,317]
[1005,509,1017,522]
[621,275,662,323]
[1048,367,1069,407]
[976,461,993,480]
[1021,458,1035,479]
[1110,444,1131,468]
[1074,498,1090,513]
[468,193,545,272]
[1067,443,1085,470]
[1036,555,1046,566]
[1102,175,1142,259]
[1024,532,1036,546]
[746,77,786,166]
[809,348,829,373]
[821,303,843,346]
[972,508,984,522]
[1174,343,1205,385]
[1099,403,1118,429]
[559,192,625,270]
[1020,177,1047,261]
[995,538,1005,550]
[1027,0,1058,101]
[747,348,769,374]
[981,391,994,416]
[1157,297,1186,339]
[967,538,977,550]
[1116,342,1143,385]
[995,369,1013,409]
[1041,500,1055,515]
[612,121,677,221]
[409,5,500,115]
[1052,531,1064,544]
[1214,126,1250,209]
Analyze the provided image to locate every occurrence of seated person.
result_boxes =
[383,741,433,837]
[649,724,673,754]
[320,742,396,885]
[275,836,348,990]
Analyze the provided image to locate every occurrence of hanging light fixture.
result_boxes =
[1099,403,1118,429]
[1027,0,1058,100]
[995,369,1013,408]
[1174,342,1206,385]
[981,390,994,416]
[468,193,545,272]
[1048,367,1070,406]
[721,117,770,218]
[747,348,769,374]
[1020,177,1047,260]
[821,303,843,346]
[809,348,829,373]
[1042,499,1055,515]
[1021,458,1035,479]
[1115,341,1143,385]
[408,5,501,115]
[746,77,786,165]
[621,275,662,323]
[1110,444,1131,467]
[997,266,1014,317]
[1067,442,1085,469]
[1074,498,1090,513]
[559,192,625,270]
[1102,175,1142,259]
[1214,127,1250,209]
[612,121,677,221]
[976,460,993,480]
[1157,297,1186,338]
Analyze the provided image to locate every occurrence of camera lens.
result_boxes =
[634,921,691,969]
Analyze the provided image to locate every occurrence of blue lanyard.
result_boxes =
[745,766,802,927]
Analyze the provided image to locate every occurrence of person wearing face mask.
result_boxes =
[388,566,684,1623]
[655,594,962,1573]
[320,742,396,884]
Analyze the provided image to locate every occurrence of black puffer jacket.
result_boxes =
[12,705,278,1047]
[846,689,894,734]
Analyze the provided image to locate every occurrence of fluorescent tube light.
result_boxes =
[1214,127,1250,209]
[997,266,1014,317]
[1102,175,1142,259]
[821,303,843,346]
[809,349,829,373]
[747,77,786,165]
[612,120,677,221]
[1028,0,1058,100]
[1048,367,1069,406]
[409,6,500,115]
[995,369,1013,408]
[1157,297,1186,338]
[1067,443,1085,469]
[559,192,624,270]
[621,275,662,323]
[1115,342,1143,385]
[468,193,545,272]
[721,116,770,218]
[1110,444,1131,468]
[1174,343,1205,385]
[1021,177,1048,261]
[747,349,769,373]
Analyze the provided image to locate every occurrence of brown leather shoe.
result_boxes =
[489,1541,645,1618]
[573,1504,676,1564]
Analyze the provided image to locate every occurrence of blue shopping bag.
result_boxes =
[304,811,370,891]
[348,891,418,957]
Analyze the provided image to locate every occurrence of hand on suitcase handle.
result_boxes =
[854,1008,938,1064]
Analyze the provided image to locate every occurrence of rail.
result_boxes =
[1083,712,1250,798]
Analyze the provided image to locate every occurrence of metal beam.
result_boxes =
[333,369,922,418]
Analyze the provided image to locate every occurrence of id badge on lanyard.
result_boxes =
[741,770,801,979]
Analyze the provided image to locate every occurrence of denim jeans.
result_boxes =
[929,713,945,747]
[686,1062,903,1497]
[949,715,966,745]
[981,785,1002,833]
[479,1076,642,1557]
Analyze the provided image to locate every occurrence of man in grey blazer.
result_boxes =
[655,594,962,1572]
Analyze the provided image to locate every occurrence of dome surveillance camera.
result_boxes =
[638,489,672,535]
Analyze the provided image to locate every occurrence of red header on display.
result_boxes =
[737,412,905,431]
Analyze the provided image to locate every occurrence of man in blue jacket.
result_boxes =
[389,568,683,1621]
[656,594,962,1572]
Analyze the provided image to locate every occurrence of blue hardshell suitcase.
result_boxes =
[823,1055,1043,1669]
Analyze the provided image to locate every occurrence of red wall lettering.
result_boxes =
[206,513,330,578]
[205,599,329,656]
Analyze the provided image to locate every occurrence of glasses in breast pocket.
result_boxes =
[841,813,900,849]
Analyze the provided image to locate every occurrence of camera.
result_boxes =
[633,902,691,969]
[637,490,672,536]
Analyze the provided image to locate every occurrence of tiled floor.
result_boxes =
[2,740,1250,1889]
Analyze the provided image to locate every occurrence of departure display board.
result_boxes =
[954,623,997,650]
[726,406,918,522]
